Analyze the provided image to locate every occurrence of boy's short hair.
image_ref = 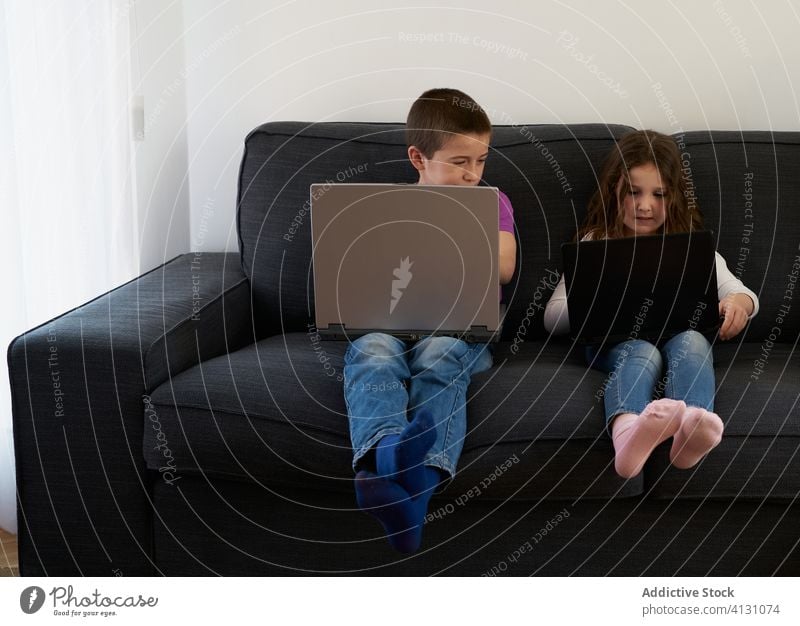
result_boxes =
[406,88,492,157]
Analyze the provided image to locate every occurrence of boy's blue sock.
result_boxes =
[375,409,437,496]
[355,470,436,553]
[355,410,442,553]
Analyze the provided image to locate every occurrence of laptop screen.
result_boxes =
[311,184,500,341]
[561,231,719,345]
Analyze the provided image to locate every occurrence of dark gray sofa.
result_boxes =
[9,121,800,576]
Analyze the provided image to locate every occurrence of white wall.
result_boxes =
[132,0,191,273]
[149,0,800,256]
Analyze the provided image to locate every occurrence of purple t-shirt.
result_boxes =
[497,190,515,301]
[498,190,514,235]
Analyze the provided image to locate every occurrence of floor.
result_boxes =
[0,529,19,576]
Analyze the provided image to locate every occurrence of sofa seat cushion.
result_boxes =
[456,339,638,498]
[646,342,800,498]
[145,332,354,494]
[144,333,641,500]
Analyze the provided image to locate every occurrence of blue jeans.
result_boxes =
[343,333,493,482]
[586,330,715,434]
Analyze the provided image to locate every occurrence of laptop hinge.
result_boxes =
[317,325,498,342]
[318,323,347,340]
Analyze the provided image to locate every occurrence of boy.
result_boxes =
[345,88,516,553]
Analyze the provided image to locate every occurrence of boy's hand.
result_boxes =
[718,293,754,340]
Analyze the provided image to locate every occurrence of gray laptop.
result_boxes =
[310,183,501,342]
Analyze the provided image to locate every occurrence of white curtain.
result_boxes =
[0,1,139,534]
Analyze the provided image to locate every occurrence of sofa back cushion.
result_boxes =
[679,131,800,342]
[237,121,633,339]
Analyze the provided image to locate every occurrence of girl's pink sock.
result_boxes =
[670,406,724,469]
[611,399,685,478]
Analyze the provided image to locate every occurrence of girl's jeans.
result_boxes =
[344,333,493,481]
[586,330,715,434]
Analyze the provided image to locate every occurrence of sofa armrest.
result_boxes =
[8,252,252,575]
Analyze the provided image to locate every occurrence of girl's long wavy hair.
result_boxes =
[579,130,705,240]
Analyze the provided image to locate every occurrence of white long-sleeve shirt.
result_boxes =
[543,249,760,336]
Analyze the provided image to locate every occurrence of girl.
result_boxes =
[544,130,759,478]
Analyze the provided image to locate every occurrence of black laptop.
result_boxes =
[561,231,719,345]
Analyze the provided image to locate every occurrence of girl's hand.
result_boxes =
[718,293,754,340]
